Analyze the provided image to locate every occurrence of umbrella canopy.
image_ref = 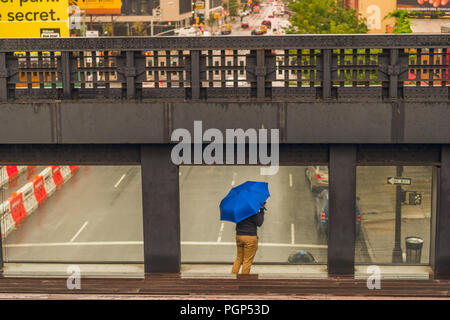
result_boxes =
[220,181,270,223]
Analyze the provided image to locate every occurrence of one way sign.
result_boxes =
[387,177,412,185]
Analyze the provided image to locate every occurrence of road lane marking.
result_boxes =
[5,241,327,249]
[231,172,237,186]
[289,173,293,187]
[69,221,89,243]
[291,224,295,245]
[114,174,126,188]
[217,222,225,242]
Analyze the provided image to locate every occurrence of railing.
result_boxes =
[0,34,448,101]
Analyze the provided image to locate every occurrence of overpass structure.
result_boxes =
[0,34,449,289]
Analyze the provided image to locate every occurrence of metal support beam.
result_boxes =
[141,144,180,273]
[435,145,450,278]
[328,144,356,275]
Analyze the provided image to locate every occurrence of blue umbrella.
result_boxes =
[220,181,270,223]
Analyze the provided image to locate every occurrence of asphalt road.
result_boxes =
[3,166,144,263]
[2,165,371,266]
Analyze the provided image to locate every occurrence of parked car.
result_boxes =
[305,166,329,193]
[314,189,361,240]
[241,22,249,29]
[262,20,272,29]
[288,251,317,264]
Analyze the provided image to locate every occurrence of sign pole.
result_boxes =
[392,165,403,263]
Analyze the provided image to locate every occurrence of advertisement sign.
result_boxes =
[0,0,69,38]
[72,0,121,15]
[397,0,450,12]
[359,0,396,33]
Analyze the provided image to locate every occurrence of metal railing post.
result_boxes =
[0,52,8,101]
[256,49,266,99]
[322,49,332,100]
[389,48,400,100]
[61,52,72,99]
[126,51,136,100]
[191,50,201,100]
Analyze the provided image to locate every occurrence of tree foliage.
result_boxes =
[384,10,413,34]
[222,0,241,16]
[285,0,368,34]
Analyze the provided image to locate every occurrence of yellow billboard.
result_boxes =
[71,0,121,15]
[0,0,69,38]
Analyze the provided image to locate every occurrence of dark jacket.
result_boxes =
[236,207,265,236]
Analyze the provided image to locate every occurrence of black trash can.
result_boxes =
[405,236,424,264]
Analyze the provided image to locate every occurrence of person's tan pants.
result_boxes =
[231,235,258,274]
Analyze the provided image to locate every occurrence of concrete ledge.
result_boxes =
[2,263,145,279]
[354,265,432,280]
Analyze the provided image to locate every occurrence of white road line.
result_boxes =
[5,241,327,249]
[231,172,237,186]
[114,174,126,188]
[69,221,89,243]
[289,173,293,187]
[217,222,225,242]
[291,224,295,245]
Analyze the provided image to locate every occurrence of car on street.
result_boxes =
[268,14,274,18]
[241,23,249,29]
[262,20,272,29]
[251,25,267,35]
[305,166,329,193]
[314,189,361,240]
[220,24,232,35]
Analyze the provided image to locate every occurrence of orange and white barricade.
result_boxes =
[41,167,56,196]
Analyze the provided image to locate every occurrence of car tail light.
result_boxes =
[357,213,361,223]
[316,173,322,179]
[320,212,326,221]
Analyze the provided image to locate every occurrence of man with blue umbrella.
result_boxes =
[219,181,270,275]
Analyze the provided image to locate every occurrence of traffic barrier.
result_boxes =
[51,166,64,188]
[0,165,34,188]
[8,192,27,225]
[33,175,47,205]
[0,165,80,239]
[69,166,79,174]
[41,167,56,196]
[19,181,38,215]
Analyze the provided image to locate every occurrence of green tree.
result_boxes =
[384,10,412,34]
[285,0,368,34]
[222,0,241,16]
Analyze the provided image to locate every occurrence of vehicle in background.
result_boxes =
[305,166,329,193]
[253,5,260,13]
[314,189,361,240]
[268,14,274,18]
[251,25,267,35]
[288,251,318,264]
[220,24,232,35]
[202,31,212,36]
[176,27,201,36]
[241,22,249,29]
[262,20,272,29]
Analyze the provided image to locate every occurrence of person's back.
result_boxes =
[236,208,264,236]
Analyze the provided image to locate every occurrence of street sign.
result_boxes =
[387,177,412,185]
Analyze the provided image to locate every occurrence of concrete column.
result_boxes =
[141,144,180,273]
[328,144,357,275]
